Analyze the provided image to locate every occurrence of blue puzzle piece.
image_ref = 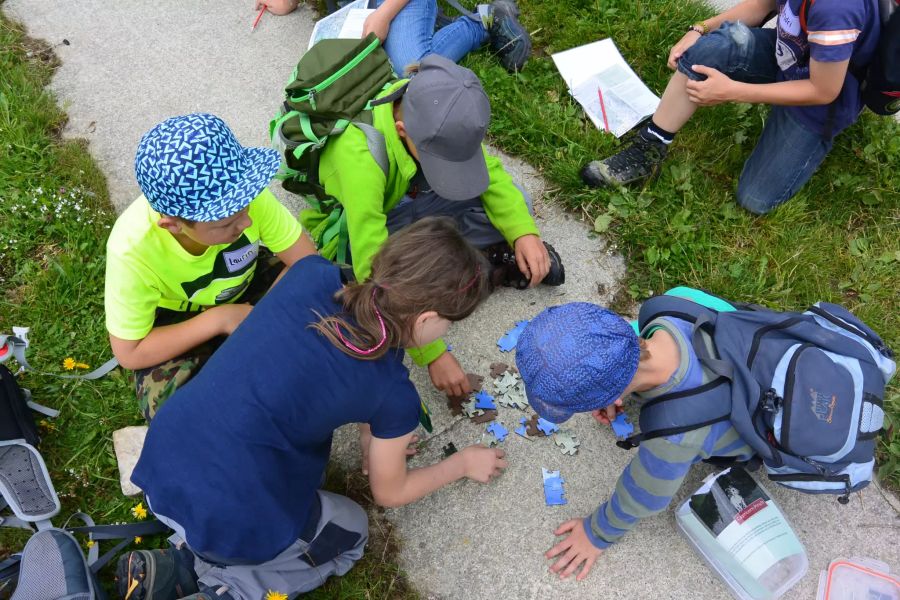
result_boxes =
[611,413,634,438]
[544,489,567,506]
[474,390,496,411]
[541,468,567,506]
[497,320,530,352]
[486,422,509,442]
[514,417,529,438]
[536,418,560,436]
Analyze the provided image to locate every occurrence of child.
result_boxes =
[581,0,881,214]
[305,53,565,398]
[365,0,531,74]
[120,218,507,600]
[515,300,755,581]
[104,113,317,421]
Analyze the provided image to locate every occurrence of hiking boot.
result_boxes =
[115,546,199,600]
[485,241,565,289]
[488,0,531,72]
[580,134,668,188]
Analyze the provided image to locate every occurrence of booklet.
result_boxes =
[551,39,660,138]
[308,0,375,50]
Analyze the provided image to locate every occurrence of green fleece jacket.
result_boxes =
[316,80,539,365]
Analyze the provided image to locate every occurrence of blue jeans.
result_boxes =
[375,0,487,75]
[676,22,833,214]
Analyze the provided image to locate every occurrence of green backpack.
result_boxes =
[270,34,402,263]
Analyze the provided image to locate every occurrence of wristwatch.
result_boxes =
[687,22,708,35]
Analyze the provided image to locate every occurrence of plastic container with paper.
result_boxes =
[675,466,808,600]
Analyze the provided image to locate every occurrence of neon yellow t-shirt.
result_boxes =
[104,189,303,340]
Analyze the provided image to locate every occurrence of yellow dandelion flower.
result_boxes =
[86,540,95,548]
[75,361,90,369]
[131,502,148,520]
[63,357,76,370]
[133,536,142,544]
[265,591,288,600]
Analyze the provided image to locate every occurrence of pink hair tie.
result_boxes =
[336,288,388,356]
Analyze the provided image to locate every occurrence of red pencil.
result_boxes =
[597,87,610,133]
[251,5,267,32]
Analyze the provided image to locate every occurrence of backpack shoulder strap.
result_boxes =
[637,293,718,331]
[0,334,118,381]
[800,0,817,33]
[351,121,390,180]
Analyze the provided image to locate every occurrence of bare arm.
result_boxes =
[363,0,412,41]
[275,231,317,268]
[703,0,776,31]
[368,433,507,508]
[109,303,251,370]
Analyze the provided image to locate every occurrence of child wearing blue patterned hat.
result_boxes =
[104,113,317,421]
[515,297,753,582]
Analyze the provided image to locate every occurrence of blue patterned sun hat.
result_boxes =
[516,303,640,424]
[134,113,281,222]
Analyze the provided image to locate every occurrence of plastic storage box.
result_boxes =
[675,467,808,600]
[816,556,900,600]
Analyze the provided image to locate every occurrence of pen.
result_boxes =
[597,87,610,133]
[251,5,267,32]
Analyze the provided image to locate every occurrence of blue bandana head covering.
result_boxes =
[134,113,281,222]
[515,303,640,424]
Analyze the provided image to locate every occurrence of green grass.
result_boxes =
[462,0,900,486]
[0,12,417,598]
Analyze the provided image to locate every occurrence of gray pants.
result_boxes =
[385,185,534,249]
[154,490,368,599]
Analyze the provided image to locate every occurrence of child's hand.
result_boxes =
[667,30,702,70]
[546,519,604,581]
[257,0,298,16]
[212,303,253,335]
[461,445,507,483]
[360,423,418,475]
[513,234,550,287]
[362,10,392,41]
[592,404,622,426]
[427,351,470,397]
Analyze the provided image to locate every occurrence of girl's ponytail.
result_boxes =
[313,217,489,360]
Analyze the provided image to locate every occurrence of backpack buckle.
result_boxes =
[761,388,782,413]
[616,439,639,450]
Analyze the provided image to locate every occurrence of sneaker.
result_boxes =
[580,134,668,188]
[484,241,565,289]
[488,0,531,72]
[115,546,199,600]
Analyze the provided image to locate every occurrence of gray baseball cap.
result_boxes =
[401,55,491,201]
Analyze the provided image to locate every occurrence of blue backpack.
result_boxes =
[620,292,896,503]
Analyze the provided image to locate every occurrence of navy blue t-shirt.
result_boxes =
[776,0,880,136]
[132,256,421,563]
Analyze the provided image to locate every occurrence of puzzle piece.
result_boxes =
[471,409,497,424]
[489,362,510,378]
[461,400,484,419]
[493,371,519,394]
[611,413,634,438]
[482,432,500,448]
[525,414,546,437]
[442,442,458,457]
[446,394,467,416]
[553,429,580,456]
[496,379,529,411]
[514,417,530,439]
[497,320,529,352]
[466,373,484,391]
[542,468,567,506]
[536,418,560,436]
[486,422,508,442]
[474,390,497,411]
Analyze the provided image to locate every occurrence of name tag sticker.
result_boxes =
[223,242,259,274]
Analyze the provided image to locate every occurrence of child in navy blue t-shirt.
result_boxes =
[121,218,505,600]
[581,0,881,214]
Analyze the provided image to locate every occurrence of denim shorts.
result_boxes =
[677,22,833,214]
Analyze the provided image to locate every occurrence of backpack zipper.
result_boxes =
[807,305,893,358]
[746,317,804,369]
[290,37,382,104]
[780,343,813,453]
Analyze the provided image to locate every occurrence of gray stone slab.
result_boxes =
[6,1,898,599]
[112,425,148,497]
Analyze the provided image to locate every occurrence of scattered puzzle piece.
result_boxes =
[514,417,530,439]
[497,320,530,352]
[482,432,500,448]
[442,442,457,457]
[611,413,634,438]
[471,409,497,424]
[474,390,497,411]
[553,429,580,456]
[486,422,508,442]
[525,414,546,437]
[467,373,484,391]
[536,418,560,436]
[461,400,484,419]
[489,362,510,378]
[447,394,466,416]
[542,468,567,506]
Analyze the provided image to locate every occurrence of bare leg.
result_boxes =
[651,71,698,133]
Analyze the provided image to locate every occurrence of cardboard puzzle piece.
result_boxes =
[462,399,484,419]
[447,394,466,416]
[467,373,484,391]
[489,362,510,378]
[553,429,580,456]
[525,414,546,437]
[536,418,560,436]
[471,409,498,424]
[442,442,458,457]
[514,417,530,439]
[474,390,497,411]
[486,422,509,442]
[496,383,529,411]
[483,432,500,448]
[611,413,634,438]
[497,320,529,352]
[542,468,567,506]
[494,371,519,393]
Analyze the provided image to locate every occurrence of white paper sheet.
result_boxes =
[308,0,373,50]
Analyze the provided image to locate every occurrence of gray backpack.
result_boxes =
[620,294,896,503]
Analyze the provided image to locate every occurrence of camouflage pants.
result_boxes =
[133,249,282,422]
